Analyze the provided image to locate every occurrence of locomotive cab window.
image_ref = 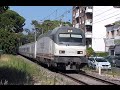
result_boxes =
[59,33,83,43]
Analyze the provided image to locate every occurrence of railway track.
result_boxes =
[19,55,119,85]
[58,71,119,85]
[59,72,89,85]
[78,72,119,85]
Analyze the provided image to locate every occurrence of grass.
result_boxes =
[0,54,68,85]
[0,54,34,85]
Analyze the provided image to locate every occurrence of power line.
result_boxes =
[93,7,114,18]
[93,6,107,13]
[42,9,58,21]
[93,9,120,22]
[93,12,120,24]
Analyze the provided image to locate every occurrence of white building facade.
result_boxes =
[73,6,120,52]
[92,6,120,52]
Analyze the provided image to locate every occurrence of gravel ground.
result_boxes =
[17,55,80,85]
[67,74,109,85]
[81,68,120,85]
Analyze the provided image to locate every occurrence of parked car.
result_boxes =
[105,56,120,67]
[104,56,117,67]
[88,57,111,70]
[115,56,120,67]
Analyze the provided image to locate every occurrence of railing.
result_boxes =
[85,7,93,13]
[85,19,92,25]
[75,23,79,28]
[85,32,92,38]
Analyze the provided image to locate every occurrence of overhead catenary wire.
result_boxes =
[93,12,120,24]
[93,9,120,23]
[40,7,73,24]
[93,7,114,18]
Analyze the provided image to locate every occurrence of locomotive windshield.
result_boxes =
[59,33,82,43]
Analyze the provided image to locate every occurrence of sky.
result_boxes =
[10,6,72,30]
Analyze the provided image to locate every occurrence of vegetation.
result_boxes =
[0,6,9,14]
[86,47,94,57]
[0,7,25,54]
[0,54,68,85]
[0,55,34,85]
[21,20,72,45]
[0,6,72,54]
[95,52,108,57]
[0,10,25,33]
[31,20,72,40]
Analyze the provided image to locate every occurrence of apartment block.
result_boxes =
[105,22,120,56]
[72,6,93,48]
[72,6,120,52]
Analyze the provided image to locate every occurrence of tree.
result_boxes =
[0,10,25,33]
[86,47,94,57]
[0,6,9,13]
[31,20,72,39]
[0,9,25,54]
[0,29,18,54]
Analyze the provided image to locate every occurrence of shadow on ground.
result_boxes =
[0,66,33,85]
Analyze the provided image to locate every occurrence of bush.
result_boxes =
[95,52,108,57]
[86,47,94,57]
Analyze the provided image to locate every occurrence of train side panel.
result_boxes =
[36,36,55,63]
[19,42,35,58]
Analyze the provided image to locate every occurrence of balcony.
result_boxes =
[75,10,79,18]
[85,7,93,13]
[114,36,120,39]
[85,19,92,26]
[85,32,92,38]
[75,23,79,28]
[104,39,115,46]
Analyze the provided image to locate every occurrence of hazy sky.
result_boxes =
[10,6,72,30]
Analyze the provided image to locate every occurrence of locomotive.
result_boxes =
[19,26,87,70]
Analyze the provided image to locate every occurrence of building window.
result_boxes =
[88,6,93,9]
[107,32,109,38]
[117,30,120,36]
[86,25,92,32]
[76,17,79,23]
[111,31,114,38]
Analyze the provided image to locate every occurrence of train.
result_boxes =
[19,26,87,70]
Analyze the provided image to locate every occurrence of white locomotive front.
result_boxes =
[36,26,87,70]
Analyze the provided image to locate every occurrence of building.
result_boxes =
[72,6,93,48]
[105,22,120,56]
[72,6,120,52]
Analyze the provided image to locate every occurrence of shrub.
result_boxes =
[86,47,94,57]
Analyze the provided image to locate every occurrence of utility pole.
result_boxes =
[33,28,37,58]
[56,9,57,20]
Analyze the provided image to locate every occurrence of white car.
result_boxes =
[88,57,111,70]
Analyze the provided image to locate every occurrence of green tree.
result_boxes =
[0,29,18,54]
[0,9,25,54]
[0,6,9,13]
[86,47,94,57]
[31,20,72,39]
[0,10,25,33]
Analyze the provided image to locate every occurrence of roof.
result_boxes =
[105,24,114,27]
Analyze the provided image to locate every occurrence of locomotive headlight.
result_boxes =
[59,50,65,54]
[77,51,83,54]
